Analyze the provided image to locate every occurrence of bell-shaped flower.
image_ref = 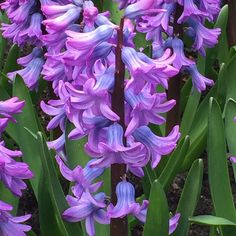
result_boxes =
[187,64,214,92]
[83,1,99,27]
[122,47,178,89]
[7,57,44,90]
[17,47,43,66]
[125,87,176,136]
[115,0,134,10]
[66,25,117,50]
[85,123,149,176]
[0,97,24,123]
[124,0,155,19]
[136,3,174,36]
[19,13,43,45]
[187,17,221,56]
[63,192,109,236]
[107,180,148,219]
[0,200,31,236]
[65,75,118,122]
[7,0,35,23]
[178,0,208,24]
[56,156,104,198]
[165,37,195,70]
[43,5,82,33]
[133,125,180,168]
[230,157,236,164]
[0,141,33,196]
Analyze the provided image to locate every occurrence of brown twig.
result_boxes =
[166,4,183,134]
[110,17,128,236]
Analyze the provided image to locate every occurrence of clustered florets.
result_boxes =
[0,0,221,235]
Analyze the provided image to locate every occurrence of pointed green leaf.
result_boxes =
[208,98,236,235]
[143,180,169,236]
[189,215,236,226]
[159,136,190,190]
[225,99,236,180]
[172,159,203,236]
[37,132,83,236]
[5,76,43,197]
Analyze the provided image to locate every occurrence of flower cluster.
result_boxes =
[0,97,32,235]
[1,0,221,235]
[122,0,221,92]
[1,0,44,90]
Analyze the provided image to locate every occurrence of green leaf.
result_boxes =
[1,44,20,94]
[0,183,18,215]
[189,215,236,226]
[5,75,42,197]
[65,121,89,168]
[103,1,123,24]
[208,98,236,235]
[143,180,169,236]
[142,164,157,198]
[159,136,190,190]
[225,53,236,102]
[181,84,217,170]
[27,231,37,236]
[172,159,203,236]
[225,98,236,180]
[37,132,83,236]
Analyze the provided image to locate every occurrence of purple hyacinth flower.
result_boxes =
[125,87,176,136]
[124,0,155,19]
[133,125,180,168]
[0,200,31,236]
[85,123,148,176]
[7,57,44,90]
[66,25,117,50]
[187,64,214,92]
[122,47,178,89]
[19,13,43,43]
[63,192,109,236]
[43,5,82,33]
[47,132,66,156]
[187,17,221,56]
[83,1,99,27]
[7,0,35,23]
[0,97,24,123]
[17,47,43,66]
[0,118,9,133]
[169,213,181,234]
[115,0,135,10]
[230,157,236,164]
[177,0,208,24]
[166,37,195,70]
[108,180,148,220]
[0,141,33,196]
[56,156,104,198]
[136,3,175,35]
[65,77,118,122]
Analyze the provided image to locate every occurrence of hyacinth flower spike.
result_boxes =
[0,200,31,236]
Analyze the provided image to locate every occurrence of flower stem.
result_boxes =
[110,17,128,236]
[166,4,183,134]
